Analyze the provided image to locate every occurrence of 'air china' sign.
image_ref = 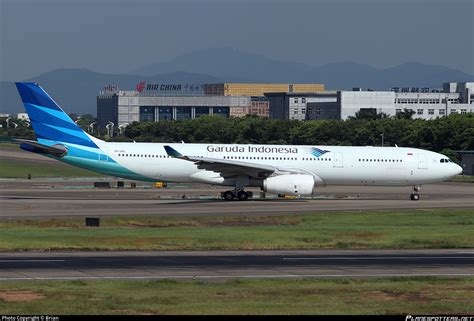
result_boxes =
[136,81,204,94]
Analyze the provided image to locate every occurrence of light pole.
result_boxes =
[106,121,114,138]
[380,133,384,147]
[89,122,96,134]
[118,123,129,136]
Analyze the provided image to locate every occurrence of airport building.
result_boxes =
[265,92,338,121]
[16,113,30,121]
[266,82,474,121]
[97,90,251,130]
[97,82,325,129]
[0,113,30,121]
[203,83,325,97]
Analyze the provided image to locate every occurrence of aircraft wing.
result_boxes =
[165,145,285,179]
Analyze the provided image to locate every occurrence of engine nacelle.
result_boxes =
[263,174,315,196]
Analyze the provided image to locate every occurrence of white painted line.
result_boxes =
[0,259,66,263]
[282,256,473,260]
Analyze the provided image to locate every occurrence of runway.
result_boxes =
[0,180,473,218]
[0,250,473,280]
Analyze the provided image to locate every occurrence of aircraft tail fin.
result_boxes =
[15,82,99,148]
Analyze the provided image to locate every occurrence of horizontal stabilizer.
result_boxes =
[15,139,68,157]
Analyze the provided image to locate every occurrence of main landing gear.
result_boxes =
[410,185,421,201]
[222,190,252,201]
[222,175,252,201]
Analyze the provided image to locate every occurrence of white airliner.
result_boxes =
[15,82,462,201]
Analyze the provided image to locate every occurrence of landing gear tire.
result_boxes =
[410,193,420,201]
[237,191,249,201]
[410,185,421,201]
[223,191,235,201]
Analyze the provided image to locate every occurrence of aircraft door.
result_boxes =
[417,154,427,169]
[333,152,343,168]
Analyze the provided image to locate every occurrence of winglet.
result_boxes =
[164,145,184,158]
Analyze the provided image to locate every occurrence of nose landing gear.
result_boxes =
[410,185,421,201]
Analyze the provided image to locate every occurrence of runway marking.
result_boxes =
[0,273,473,281]
[0,260,66,263]
[282,256,474,260]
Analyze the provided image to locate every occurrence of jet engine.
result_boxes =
[263,174,315,196]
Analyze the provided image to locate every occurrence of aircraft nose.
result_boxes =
[454,163,463,175]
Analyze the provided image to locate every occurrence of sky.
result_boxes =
[1,0,473,81]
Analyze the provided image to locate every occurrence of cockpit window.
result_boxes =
[440,158,451,163]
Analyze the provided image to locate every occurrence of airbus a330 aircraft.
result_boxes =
[14,82,462,201]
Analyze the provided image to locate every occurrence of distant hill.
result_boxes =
[0,69,222,115]
[132,47,311,83]
[132,47,473,90]
[306,62,474,90]
[2,48,472,115]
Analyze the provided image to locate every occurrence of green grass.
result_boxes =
[0,142,19,150]
[0,209,473,251]
[0,277,473,314]
[0,159,104,178]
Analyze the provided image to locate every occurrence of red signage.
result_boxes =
[136,81,146,93]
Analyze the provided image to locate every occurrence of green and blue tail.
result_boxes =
[15,82,99,148]
[15,82,153,181]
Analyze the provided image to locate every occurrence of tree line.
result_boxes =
[122,113,473,149]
